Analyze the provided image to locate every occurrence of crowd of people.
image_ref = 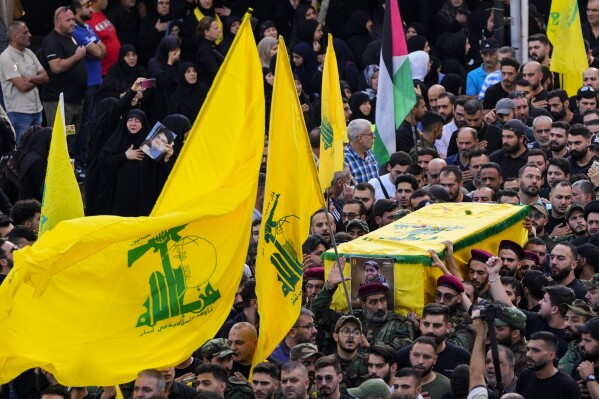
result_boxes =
[3,0,599,399]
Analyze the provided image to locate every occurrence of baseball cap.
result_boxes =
[495,306,526,330]
[347,379,391,399]
[565,204,584,221]
[200,338,235,359]
[290,343,324,360]
[561,299,597,319]
[502,119,527,136]
[347,219,369,234]
[575,317,599,336]
[334,315,363,332]
[480,38,499,53]
[495,98,516,115]
[591,134,599,149]
[529,203,548,218]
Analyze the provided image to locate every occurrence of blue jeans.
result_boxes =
[7,111,42,144]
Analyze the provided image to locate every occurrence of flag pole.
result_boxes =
[324,187,354,315]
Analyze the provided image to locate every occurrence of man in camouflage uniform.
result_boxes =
[199,338,254,399]
[290,343,324,398]
[583,273,599,313]
[331,315,369,391]
[493,305,527,377]
[434,274,475,351]
[312,262,414,355]
[558,299,597,375]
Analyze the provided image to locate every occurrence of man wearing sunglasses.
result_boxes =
[0,238,18,286]
[434,274,475,352]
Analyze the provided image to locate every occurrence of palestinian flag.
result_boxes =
[373,0,416,165]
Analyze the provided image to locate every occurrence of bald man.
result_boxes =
[522,61,547,107]
[428,85,446,112]
[229,322,258,378]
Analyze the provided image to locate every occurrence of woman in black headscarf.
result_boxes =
[100,44,147,101]
[349,91,374,123]
[333,38,360,91]
[16,126,50,202]
[195,16,225,87]
[86,81,140,216]
[218,15,241,56]
[439,32,471,81]
[440,73,465,96]
[170,62,208,123]
[291,42,319,97]
[147,36,181,125]
[407,35,430,54]
[98,109,174,217]
[138,0,174,67]
[344,10,373,69]
[162,113,191,164]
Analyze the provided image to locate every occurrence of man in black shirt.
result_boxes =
[396,95,427,154]
[489,119,529,179]
[483,57,520,113]
[572,318,599,397]
[447,100,503,157]
[568,123,596,175]
[549,242,588,301]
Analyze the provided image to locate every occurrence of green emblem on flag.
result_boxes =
[321,118,334,150]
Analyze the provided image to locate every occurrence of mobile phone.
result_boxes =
[141,79,156,89]
[593,160,599,170]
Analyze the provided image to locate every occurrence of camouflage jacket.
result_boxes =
[558,339,583,376]
[225,376,254,399]
[334,352,370,392]
[510,339,527,377]
[312,283,415,353]
[447,308,476,351]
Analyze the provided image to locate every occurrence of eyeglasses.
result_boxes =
[338,327,361,337]
[358,133,375,138]
[315,375,335,383]
[434,291,458,301]
[0,244,19,260]
[509,91,527,99]
[55,6,70,18]
[306,283,324,290]
[295,323,316,330]
[530,212,546,220]
[341,212,359,219]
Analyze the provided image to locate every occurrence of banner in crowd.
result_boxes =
[322,203,530,315]
[547,0,588,96]
[373,0,415,165]
[0,12,264,386]
[252,36,324,369]
[319,34,346,192]
[39,94,84,235]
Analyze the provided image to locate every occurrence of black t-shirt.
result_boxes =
[40,30,87,103]
[521,309,568,359]
[447,123,503,157]
[533,89,548,103]
[483,82,510,110]
[571,361,599,380]
[545,215,566,236]
[568,156,595,176]
[174,357,202,378]
[396,341,471,378]
[232,362,252,379]
[516,368,581,399]
[489,148,529,179]
[566,279,589,301]
[396,119,416,153]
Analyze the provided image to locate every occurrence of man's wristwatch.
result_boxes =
[584,374,597,384]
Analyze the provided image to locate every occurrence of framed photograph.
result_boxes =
[140,122,177,161]
[349,257,394,309]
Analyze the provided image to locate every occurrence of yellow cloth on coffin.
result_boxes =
[322,203,530,316]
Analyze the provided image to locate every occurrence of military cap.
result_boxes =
[470,249,493,264]
[304,267,324,281]
[290,343,324,360]
[495,306,526,330]
[347,219,369,234]
[577,244,599,265]
[529,203,548,218]
[560,299,597,319]
[347,379,390,399]
[565,204,584,221]
[575,317,599,336]
[200,338,235,359]
[523,250,540,265]
[499,240,525,260]
[334,315,363,332]
[584,200,599,219]
[437,274,464,293]
[357,282,389,298]
[582,273,599,288]
[394,209,412,220]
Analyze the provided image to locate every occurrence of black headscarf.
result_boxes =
[115,44,143,81]
[170,62,208,123]
[294,19,320,45]
[440,73,464,96]
[407,35,428,54]
[16,127,51,201]
[219,15,240,55]
[344,10,373,69]
[155,35,181,64]
[349,91,374,122]
[162,113,191,163]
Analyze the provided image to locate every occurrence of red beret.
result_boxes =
[437,274,464,293]
[523,250,540,265]
[499,240,525,260]
[470,249,493,264]
[304,267,324,281]
[357,282,389,298]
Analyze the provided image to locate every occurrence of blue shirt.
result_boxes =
[466,64,489,96]
[479,70,501,100]
[73,22,102,86]
[344,145,378,183]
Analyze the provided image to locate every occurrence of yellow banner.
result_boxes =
[252,37,324,368]
[0,12,264,386]
[323,203,529,315]
[318,34,346,192]
[39,94,84,235]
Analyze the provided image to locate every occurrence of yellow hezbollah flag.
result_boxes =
[322,203,529,315]
[319,34,346,192]
[547,0,588,96]
[39,94,84,235]
[0,12,264,386]
[252,37,325,368]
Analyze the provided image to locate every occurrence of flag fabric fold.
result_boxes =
[251,36,325,369]
[0,12,264,386]
[373,0,416,165]
[39,94,84,235]
[547,0,588,96]
[318,34,346,192]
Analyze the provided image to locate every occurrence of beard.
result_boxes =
[564,326,581,342]
[550,139,566,152]
[503,142,522,154]
[520,181,539,197]
[424,332,445,345]
[364,307,388,323]
[550,108,566,121]
[527,357,549,371]
[571,148,588,161]
[499,265,514,277]
[583,349,599,362]
[550,265,571,282]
